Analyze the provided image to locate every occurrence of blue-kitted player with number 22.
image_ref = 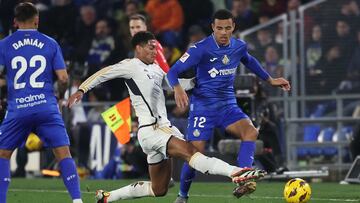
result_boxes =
[167,9,291,202]
[0,3,82,203]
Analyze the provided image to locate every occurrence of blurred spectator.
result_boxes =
[42,0,78,59]
[179,0,213,35]
[312,46,346,94]
[231,0,258,32]
[249,29,276,62]
[259,0,287,18]
[258,14,271,24]
[115,0,142,53]
[187,25,206,48]
[287,0,300,11]
[263,46,283,78]
[73,5,97,63]
[146,0,184,46]
[337,29,360,93]
[306,25,323,71]
[0,0,17,36]
[262,46,284,96]
[340,0,360,30]
[86,19,115,75]
[333,19,355,62]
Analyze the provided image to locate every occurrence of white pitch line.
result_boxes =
[9,189,360,202]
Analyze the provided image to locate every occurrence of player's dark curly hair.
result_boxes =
[131,31,155,48]
[212,9,234,22]
[14,2,38,22]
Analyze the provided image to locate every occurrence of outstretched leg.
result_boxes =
[167,136,264,183]
[97,159,172,202]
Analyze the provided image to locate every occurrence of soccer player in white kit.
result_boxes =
[67,31,265,203]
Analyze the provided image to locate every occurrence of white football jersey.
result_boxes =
[79,58,193,127]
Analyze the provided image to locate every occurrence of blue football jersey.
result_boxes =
[167,34,270,113]
[0,29,65,118]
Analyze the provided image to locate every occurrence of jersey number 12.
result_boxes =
[11,55,46,89]
[193,116,206,128]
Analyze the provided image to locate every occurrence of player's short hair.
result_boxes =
[131,31,155,48]
[129,14,147,23]
[212,9,234,22]
[14,2,39,22]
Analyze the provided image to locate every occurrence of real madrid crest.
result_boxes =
[193,129,200,137]
[222,55,230,65]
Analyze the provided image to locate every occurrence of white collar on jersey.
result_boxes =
[211,33,232,48]
[17,29,37,31]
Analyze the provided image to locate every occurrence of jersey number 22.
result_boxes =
[11,55,46,89]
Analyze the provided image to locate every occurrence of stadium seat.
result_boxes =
[217,139,264,156]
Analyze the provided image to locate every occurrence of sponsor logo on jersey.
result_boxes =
[208,68,219,78]
[15,93,47,109]
[179,52,190,63]
[210,57,217,62]
[208,67,237,78]
[193,129,200,137]
[222,55,230,65]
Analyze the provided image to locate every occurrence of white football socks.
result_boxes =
[108,181,155,202]
[189,152,240,178]
[73,199,83,203]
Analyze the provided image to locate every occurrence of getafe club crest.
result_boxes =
[193,129,200,137]
[222,55,230,65]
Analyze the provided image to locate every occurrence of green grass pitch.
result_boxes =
[7,178,360,203]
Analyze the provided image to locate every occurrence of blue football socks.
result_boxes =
[179,162,196,198]
[59,158,81,200]
[237,141,256,167]
[0,158,10,203]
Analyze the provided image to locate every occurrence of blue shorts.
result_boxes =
[186,105,249,141]
[0,112,70,150]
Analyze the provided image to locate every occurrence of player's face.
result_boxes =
[212,18,235,46]
[136,40,157,64]
[129,19,147,37]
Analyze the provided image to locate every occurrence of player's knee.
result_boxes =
[152,186,168,197]
[185,145,199,159]
[244,127,258,140]
[0,149,12,159]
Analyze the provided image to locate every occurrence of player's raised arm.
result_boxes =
[241,51,291,91]
[67,61,131,108]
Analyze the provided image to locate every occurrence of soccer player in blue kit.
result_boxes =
[167,9,291,202]
[0,3,82,203]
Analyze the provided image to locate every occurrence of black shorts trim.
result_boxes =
[148,158,166,165]
[138,119,157,130]
[165,135,174,159]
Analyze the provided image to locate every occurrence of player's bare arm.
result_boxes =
[267,77,291,91]
[173,84,188,108]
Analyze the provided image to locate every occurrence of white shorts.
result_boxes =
[137,125,184,164]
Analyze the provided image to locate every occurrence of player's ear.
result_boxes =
[34,16,39,28]
[211,23,215,32]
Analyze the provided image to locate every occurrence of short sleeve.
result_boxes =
[52,43,66,70]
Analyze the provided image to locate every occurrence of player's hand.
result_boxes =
[174,85,188,108]
[269,77,291,91]
[67,90,84,108]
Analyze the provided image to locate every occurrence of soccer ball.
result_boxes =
[283,178,311,203]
